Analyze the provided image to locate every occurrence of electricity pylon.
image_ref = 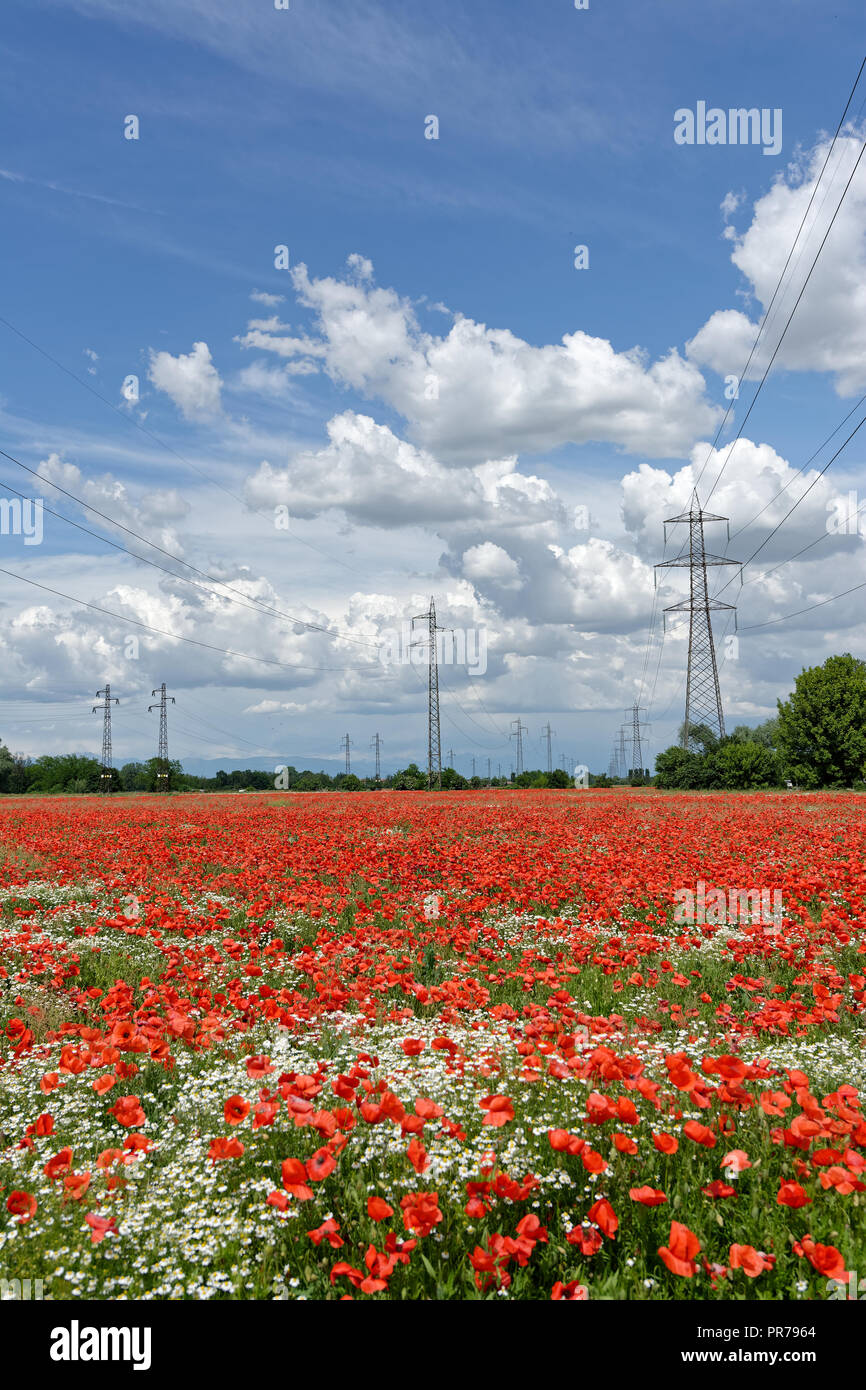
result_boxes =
[627,703,648,778]
[370,733,383,781]
[341,733,352,775]
[148,683,175,792]
[541,722,555,774]
[92,685,118,794]
[656,491,741,747]
[511,718,528,775]
[411,596,443,789]
[618,724,630,780]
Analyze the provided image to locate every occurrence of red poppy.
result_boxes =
[480,1094,514,1127]
[281,1157,314,1199]
[653,1132,678,1155]
[6,1191,36,1224]
[308,1218,344,1249]
[630,1186,668,1206]
[729,1244,775,1277]
[43,1147,74,1180]
[658,1221,701,1278]
[400,1191,443,1237]
[552,1280,588,1300]
[224,1095,250,1125]
[588,1198,618,1237]
[367,1196,394,1221]
[777,1180,812,1208]
[307,1148,336,1182]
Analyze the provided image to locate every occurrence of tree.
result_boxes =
[676,721,719,756]
[704,739,780,790]
[777,654,866,788]
[391,763,426,790]
[547,769,571,788]
[730,717,779,750]
[654,745,711,789]
[145,757,182,793]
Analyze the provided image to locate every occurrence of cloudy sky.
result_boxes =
[1,0,865,777]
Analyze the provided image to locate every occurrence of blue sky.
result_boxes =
[1,0,865,777]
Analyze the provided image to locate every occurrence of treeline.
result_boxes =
[0,750,587,795]
[655,654,866,790]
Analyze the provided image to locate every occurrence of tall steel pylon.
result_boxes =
[627,703,648,777]
[411,596,443,789]
[370,732,382,781]
[148,683,175,792]
[541,722,555,774]
[341,733,353,775]
[92,684,118,794]
[511,718,528,775]
[655,492,741,747]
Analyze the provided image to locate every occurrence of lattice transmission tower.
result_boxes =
[541,722,555,774]
[411,596,444,789]
[627,703,648,778]
[341,733,353,775]
[370,733,383,782]
[655,492,741,747]
[511,719,528,776]
[148,683,175,792]
[92,685,118,794]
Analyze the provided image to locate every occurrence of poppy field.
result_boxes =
[1,790,865,1302]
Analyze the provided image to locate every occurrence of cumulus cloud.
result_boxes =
[687,132,866,393]
[462,542,524,591]
[148,341,223,419]
[239,255,721,461]
[36,453,191,554]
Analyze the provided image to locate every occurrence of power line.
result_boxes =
[0,446,383,653]
[0,565,384,676]
[0,313,366,578]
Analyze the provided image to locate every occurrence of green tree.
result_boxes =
[704,739,780,789]
[777,653,866,788]
[654,745,711,789]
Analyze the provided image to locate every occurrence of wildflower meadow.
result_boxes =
[1,790,864,1308]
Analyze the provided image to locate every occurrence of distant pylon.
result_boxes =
[541,722,555,774]
[92,684,118,794]
[147,683,175,792]
[447,748,454,769]
[370,733,382,781]
[618,725,629,780]
[511,718,528,775]
[471,756,476,778]
[341,733,353,775]
[656,491,741,747]
[411,596,444,789]
[627,703,648,777]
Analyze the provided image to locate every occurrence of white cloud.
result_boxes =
[240,256,722,462]
[148,340,223,420]
[250,289,285,307]
[462,542,524,591]
[688,132,866,393]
